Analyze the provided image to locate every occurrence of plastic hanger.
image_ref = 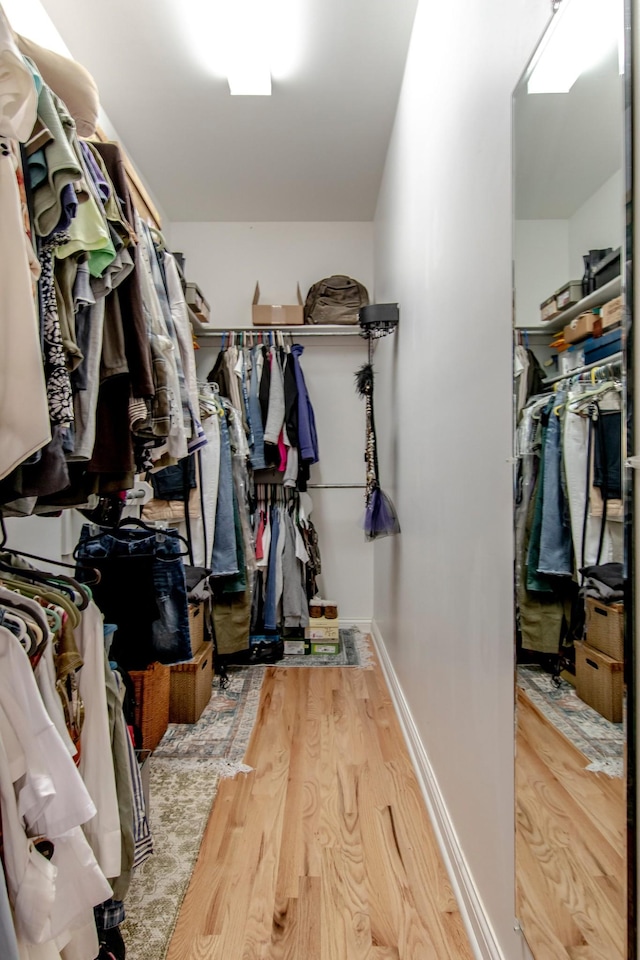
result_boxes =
[74,517,191,557]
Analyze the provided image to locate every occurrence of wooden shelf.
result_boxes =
[516,276,622,335]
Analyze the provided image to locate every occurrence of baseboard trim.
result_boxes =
[371,619,508,960]
[341,618,373,632]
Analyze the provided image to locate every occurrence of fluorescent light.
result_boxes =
[528,0,623,94]
[180,0,304,95]
[228,66,272,96]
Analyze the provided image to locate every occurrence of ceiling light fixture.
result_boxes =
[182,0,280,96]
[527,0,623,94]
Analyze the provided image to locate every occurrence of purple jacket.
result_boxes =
[290,344,319,463]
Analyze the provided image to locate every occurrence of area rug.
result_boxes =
[280,624,375,667]
[121,627,373,958]
[120,757,247,960]
[517,664,625,778]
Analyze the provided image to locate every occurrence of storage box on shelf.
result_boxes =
[575,641,623,723]
[582,328,622,364]
[600,295,623,329]
[523,276,621,334]
[129,662,171,752]
[252,282,304,326]
[185,282,210,323]
[564,311,597,344]
[585,598,624,661]
[169,641,213,724]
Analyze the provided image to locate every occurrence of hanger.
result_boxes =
[73,517,191,557]
[0,557,93,611]
[148,224,166,251]
[0,519,98,605]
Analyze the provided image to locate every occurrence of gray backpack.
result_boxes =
[303,275,369,325]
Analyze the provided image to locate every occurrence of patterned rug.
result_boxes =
[121,627,372,957]
[517,664,625,778]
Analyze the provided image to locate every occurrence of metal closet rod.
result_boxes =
[307,483,366,489]
[195,325,364,338]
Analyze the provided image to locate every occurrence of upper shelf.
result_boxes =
[515,277,622,335]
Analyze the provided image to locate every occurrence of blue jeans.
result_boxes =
[263,507,280,631]
[76,525,192,667]
[538,396,573,576]
[211,414,239,577]
[249,346,266,470]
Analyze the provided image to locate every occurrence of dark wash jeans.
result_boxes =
[76,524,192,669]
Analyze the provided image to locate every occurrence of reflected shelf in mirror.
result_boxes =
[515,276,622,334]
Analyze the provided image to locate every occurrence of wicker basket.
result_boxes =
[188,602,206,657]
[575,641,623,723]
[585,597,624,661]
[129,662,171,752]
[169,641,213,724]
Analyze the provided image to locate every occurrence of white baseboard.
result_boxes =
[341,618,373,632]
[371,620,509,960]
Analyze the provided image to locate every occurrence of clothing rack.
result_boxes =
[307,483,366,489]
[543,352,623,386]
[195,326,364,342]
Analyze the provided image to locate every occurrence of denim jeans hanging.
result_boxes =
[211,413,240,577]
[75,524,192,669]
[538,395,573,577]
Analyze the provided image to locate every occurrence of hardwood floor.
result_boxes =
[516,688,626,960]
[167,661,474,960]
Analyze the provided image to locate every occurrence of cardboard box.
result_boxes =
[575,641,623,723]
[169,641,213,724]
[585,598,624,661]
[564,312,597,344]
[305,617,340,641]
[188,602,207,657]
[540,294,559,323]
[600,296,623,330]
[310,640,341,655]
[284,639,306,656]
[555,280,583,311]
[185,282,210,323]
[252,282,304,326]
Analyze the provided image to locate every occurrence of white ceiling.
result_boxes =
[39,0,419,223]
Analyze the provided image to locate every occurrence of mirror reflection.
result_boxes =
[512,0,630,957]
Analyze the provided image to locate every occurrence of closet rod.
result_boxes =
[307,483,366,489]
[195,326,364,339]
[543,351,623,386]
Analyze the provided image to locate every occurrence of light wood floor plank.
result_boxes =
[516,689,626,960]
[168,657,474,960]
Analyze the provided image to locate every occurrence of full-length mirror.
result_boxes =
[512,0,633,956]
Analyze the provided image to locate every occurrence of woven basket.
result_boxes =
[129,662,171,752]
[575,641,623,723]
[585,597,624,661]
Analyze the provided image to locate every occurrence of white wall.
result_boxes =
[171,222,375,621]
[514,170,625,330]
[372,0,549,957]
[568,168,625,278]
[514,220,569,328]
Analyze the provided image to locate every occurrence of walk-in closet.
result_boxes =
[0,0,639,959]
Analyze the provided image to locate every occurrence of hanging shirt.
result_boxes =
[0,15,51,482]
